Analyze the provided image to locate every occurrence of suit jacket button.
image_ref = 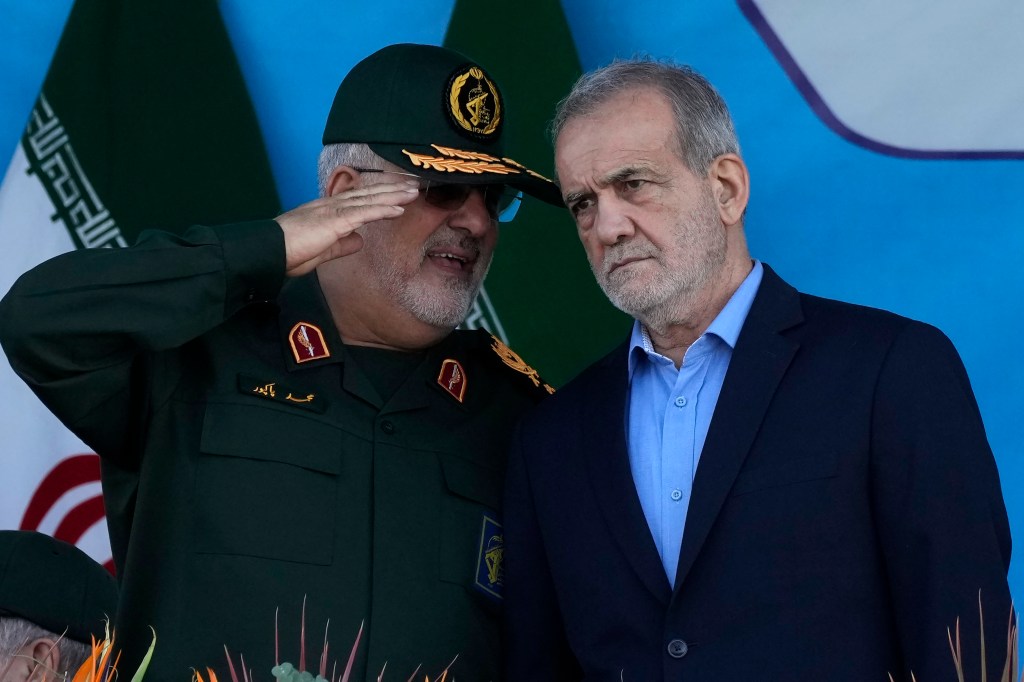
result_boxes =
[667,639,688,658]
[380,420,395,434]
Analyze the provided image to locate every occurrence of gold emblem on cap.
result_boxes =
[490,336,555,394]
[448,66,502,137]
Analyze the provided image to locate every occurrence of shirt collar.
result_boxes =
[628,260,764,377]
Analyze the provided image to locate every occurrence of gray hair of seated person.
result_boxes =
[550,58,741,175]
[0,616,92,678]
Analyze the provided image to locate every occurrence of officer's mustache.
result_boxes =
[420,230,483,262]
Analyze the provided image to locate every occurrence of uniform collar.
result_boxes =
[277,271,346,371]
[276,272,486,410]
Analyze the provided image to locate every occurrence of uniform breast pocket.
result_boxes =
[437,453,504,606]
[193,402,342,564]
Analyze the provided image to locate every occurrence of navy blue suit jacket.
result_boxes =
[503,265,1012,681]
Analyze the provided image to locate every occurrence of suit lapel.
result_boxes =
[673,265,804,592]
[583,343,673,603]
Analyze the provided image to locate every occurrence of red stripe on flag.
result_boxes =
[19,453,101,530]
[53,493,106,545]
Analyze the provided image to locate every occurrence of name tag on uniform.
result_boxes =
[474,515,504,602]
[238,374,327,413]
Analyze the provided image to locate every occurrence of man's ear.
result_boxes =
[5,638,62,681]
[326,166,362,197]
[708,153,749,227]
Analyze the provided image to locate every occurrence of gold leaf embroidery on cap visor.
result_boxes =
[401,144,550,180]
[499,156,553,182]
[432,144,500,163]
[402,150,519,175]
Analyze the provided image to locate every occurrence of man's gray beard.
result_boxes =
[393,268,485,328]
[593,197,726,330]
[371,233,491,329]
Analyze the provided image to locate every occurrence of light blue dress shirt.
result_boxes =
[626,260,763,587]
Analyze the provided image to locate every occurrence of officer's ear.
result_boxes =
[325,166,361,197]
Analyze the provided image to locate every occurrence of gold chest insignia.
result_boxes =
[490,336,555,395]
[447,65,502,138]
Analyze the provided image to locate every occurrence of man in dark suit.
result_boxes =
[502,59,1012,681]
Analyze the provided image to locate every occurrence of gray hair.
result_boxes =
[0,616,93,678]
[316,142,382,197]
[551,58,740,174]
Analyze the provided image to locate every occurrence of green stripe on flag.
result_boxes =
[3,0,281,673]
[444,0,629,387]
[25,0,280,247]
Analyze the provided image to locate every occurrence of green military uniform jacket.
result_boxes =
[0,220,551,681]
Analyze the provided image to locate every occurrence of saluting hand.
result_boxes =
[275,181,419,277]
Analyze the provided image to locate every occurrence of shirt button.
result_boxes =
[674,396,687,407]
[670,489,683,501]
[667,638,688,658]
[380,420,395,434]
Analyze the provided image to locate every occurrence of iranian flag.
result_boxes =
[0,0,280,569]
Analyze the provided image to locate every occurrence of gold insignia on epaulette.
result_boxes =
[490,336,555,394]
[447,65,502,137]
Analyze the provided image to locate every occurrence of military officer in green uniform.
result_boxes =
[0,44,560,681]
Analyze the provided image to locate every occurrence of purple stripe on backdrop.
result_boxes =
[736,0,1024,160]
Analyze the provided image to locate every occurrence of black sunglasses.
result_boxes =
[353,168,522,223]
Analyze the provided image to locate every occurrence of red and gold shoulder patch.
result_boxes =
[288,322,330,364]
[437,358,468,403]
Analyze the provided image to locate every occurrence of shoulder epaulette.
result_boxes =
[487,334,555,397]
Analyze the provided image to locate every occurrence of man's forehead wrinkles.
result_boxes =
[600,162,655,184]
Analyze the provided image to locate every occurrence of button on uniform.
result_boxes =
[667,638,688,658]
[670,489,682,501]
[380,420,395,434]
[674,395,687,407]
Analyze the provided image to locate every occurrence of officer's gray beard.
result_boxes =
[373,231,492,329]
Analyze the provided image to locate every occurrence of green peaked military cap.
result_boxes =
[0,531,118,644]
[323,43,563,206]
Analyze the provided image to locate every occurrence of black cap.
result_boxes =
[0,531,118,644]
[322,43,562,206]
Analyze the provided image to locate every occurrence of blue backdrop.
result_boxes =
[2,0,1021,607]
